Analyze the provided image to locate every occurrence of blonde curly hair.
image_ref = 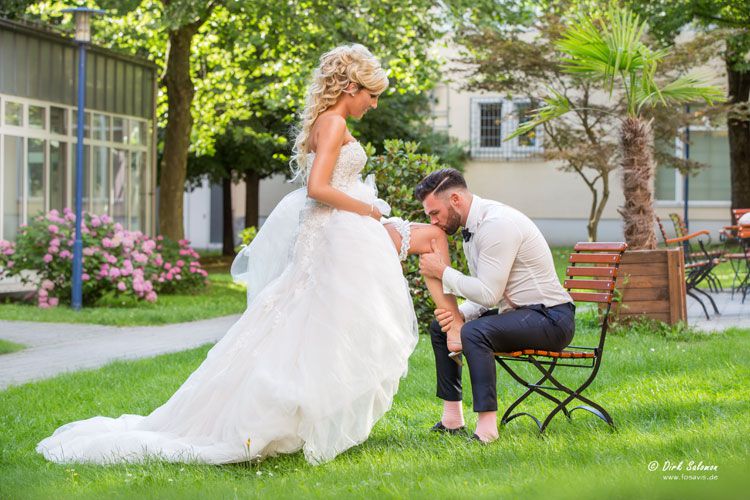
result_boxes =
[290,44,388,182]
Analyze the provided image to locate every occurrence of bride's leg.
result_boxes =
[384,223,464,352]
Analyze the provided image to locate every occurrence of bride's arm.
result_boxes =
[307,115,382,220]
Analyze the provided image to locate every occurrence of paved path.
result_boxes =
[0,290,746,392]
[0,314,241,391]
[687,291,750,331]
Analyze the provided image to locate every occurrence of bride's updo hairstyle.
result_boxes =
[290,44,388,182]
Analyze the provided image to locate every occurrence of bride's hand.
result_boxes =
[368,206,382,221]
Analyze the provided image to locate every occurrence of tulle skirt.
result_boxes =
[36,179,418,465]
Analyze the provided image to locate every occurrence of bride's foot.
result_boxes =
[446,321,463,353]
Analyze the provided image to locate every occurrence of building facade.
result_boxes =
[0,18,157,242]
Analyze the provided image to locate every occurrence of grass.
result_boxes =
[1,315,747,499]
[0,272,246,327]
[0,338,25,355]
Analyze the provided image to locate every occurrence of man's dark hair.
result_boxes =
[414,168,467,202]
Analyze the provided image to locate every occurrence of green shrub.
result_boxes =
[364,139,469,332]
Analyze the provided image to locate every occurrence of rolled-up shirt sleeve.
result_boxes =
[442,217,522,309]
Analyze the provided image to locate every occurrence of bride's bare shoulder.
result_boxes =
[309,113,347,151]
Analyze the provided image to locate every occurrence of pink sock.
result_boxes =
[441,400,464,429]
[475,411,499,442]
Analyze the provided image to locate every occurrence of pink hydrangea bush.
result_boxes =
[0,209,208,307]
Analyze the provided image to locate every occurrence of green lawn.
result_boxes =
[0,272,246,326]
[1,316,747,499]
[0,338,25,355]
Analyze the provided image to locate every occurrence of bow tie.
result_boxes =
[461,228,473,242]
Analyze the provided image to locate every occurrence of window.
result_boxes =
[29,105,46,130]
[112,149,128,225]
[92,113,110,141]
[479,102,503,148]
[27,139,46,218]
[3,136,23,240]
[470,97,543,160]
[50,106,67,135]
[655,128,731,204]
[4,101,22,126]
[92,146,110,215]
[49,141,68,212]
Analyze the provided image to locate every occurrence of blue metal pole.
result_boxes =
[71,41,87,310]
[683,104,690,233]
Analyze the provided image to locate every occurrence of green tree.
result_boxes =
[21,0,444,241]
[627,0,750,212]
[511,6,724,249]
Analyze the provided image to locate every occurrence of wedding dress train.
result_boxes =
[36,141,418,465]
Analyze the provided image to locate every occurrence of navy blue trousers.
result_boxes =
[430,302,575,412]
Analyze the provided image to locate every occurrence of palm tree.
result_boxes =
[510,7,724,249]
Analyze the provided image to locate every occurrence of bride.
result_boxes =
[36,44,464,466]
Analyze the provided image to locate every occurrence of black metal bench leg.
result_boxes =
[528,357,614,432]
[686,289,710,319]
[497,358,570,429]
[692,286,720,315]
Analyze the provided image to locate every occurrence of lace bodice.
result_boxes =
[307,141,367,190]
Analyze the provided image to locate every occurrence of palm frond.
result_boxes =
[636,71,727,111]
[504,87,571,141]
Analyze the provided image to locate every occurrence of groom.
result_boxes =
[415,168,575,443]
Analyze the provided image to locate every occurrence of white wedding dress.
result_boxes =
[36,141,418,465]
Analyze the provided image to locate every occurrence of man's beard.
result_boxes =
[439,207,462,235]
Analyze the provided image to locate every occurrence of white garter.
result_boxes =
[383,217,411,261]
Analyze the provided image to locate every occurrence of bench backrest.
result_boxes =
[564,242,628,349]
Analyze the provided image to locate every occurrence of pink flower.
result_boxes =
[99,268,109,278]
[49,209,60,217]
[5,248,15,256]
[101,214,112,224]
[90,216,101,228]
[38,289,48,298]
[110,267,121,278]
[48,224,59,233]
[164,262,172,270]
[41,279,55,291]
[48,246,59,254]
[6,260,14,268]
[83,247,96,256]
[59,250,71,259]
[107,254,117,264]
[176,260,185,267]
[81,273,90,281]
[49,297,59,307]
[145,291,157,302]
[117,281,127,291]
[50,238,61,247]
[43,254,53,263]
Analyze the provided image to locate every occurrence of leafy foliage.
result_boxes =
[364,140,469,331]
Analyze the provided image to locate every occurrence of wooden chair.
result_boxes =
[494,242,627,433]
[722,209,750,298]
[656,216,719,319]
[730,224,750,302]
[668,213,723,293]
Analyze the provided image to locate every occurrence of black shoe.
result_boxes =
[430,421,466,435]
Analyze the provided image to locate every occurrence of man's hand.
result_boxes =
[419,239,448,279]
[434,308,466,333]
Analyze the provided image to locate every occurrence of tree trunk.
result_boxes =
[586,172,610,242]
[726,57,750,212]
[619,116,657,250]
[244,171,260,229]
[222,177,234,256]
[158,24,198,241]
